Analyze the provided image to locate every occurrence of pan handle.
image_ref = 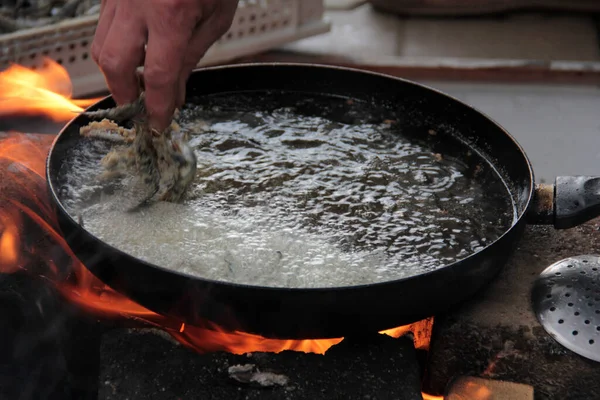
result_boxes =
[527,176,600,229]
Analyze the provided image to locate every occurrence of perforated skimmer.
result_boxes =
[532,255,600,362]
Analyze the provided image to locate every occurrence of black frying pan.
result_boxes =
[45,64,600,339]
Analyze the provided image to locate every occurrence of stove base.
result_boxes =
[99,330,423,400]
[425,219,600,399]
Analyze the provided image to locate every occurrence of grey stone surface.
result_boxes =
[426,218,600,399]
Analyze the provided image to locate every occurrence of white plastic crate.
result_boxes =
[0,0,330,97]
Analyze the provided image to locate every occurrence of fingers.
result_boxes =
[92,1,147,106]
[143,3,199,131]
[98,0,110,18]
[99,23,147,104]
[92,0,237,131]
[90,0,116,64]
[144,33,190,131]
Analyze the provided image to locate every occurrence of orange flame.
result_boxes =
[0,213,20,273]
[0,57,100,121]
[0,61,435,361]
[422,395,445,400]
[444,379,494,400]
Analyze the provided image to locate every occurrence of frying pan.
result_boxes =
[46,64,600,339]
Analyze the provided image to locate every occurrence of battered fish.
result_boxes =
[79,94,197,209]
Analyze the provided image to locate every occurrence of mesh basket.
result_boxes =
[0,0,329,97]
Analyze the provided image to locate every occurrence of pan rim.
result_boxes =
[46,62,535,293]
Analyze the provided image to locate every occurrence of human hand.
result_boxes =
[91,0,238,132]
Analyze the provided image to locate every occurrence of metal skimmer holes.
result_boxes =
[532,255,600,363]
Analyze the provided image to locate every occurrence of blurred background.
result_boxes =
[287,0,600,183]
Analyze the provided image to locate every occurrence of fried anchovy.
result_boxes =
[0,14,52,33]
[82,93,197,210]
[15,0,51,18]
[0,14,16,31]
[81,2,99,15]
[53,0,84,18]
[0,7,13,18]
[82,94,146,122]
[0,0,102,33]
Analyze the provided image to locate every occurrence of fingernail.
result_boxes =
[148,114,169,134]
[151,128,161,137]
[148,117,163,133]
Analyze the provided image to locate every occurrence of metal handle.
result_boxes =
[527,176,600,229]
